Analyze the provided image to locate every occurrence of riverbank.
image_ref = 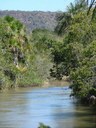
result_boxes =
[0,79,71,92]
[42,79,70,87]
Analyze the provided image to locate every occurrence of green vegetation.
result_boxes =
[0,16,53,90]
[86,0,96,19]
[54,0,96,104]
[38,123,51,128]
[0,0,96,105]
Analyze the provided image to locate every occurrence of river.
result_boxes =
[0,86,96,128]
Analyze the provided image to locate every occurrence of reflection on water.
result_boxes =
[0,86,96,128]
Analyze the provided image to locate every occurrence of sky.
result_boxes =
[0,0,75,12]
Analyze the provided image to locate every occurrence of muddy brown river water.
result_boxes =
[0,86,96,128]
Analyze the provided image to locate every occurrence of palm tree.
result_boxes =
[87,0,96,18]
[67,0,88,14]
[4,16,29,67]
[55,0,88,35]
[87,0,96,8]
[55,12,72,35]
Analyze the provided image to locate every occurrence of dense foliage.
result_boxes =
[54,0,96,104]
[0,0,96,106]
[0,16,53,90]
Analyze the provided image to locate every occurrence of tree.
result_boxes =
[55,0,88,35]
[70,41,96,101]
[0,16,32,89]
[84,0,96,19]
[67,0,87,14]
[54,1,96,103]
[55,12,72,35]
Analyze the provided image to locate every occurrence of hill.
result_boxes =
[0,10,57,32]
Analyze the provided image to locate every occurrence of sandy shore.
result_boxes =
[42,80,71,87]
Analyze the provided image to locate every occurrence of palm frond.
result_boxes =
[92,4,96,18]
[87,0,96,14]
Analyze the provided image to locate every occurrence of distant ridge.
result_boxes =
[0,10,57,31]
